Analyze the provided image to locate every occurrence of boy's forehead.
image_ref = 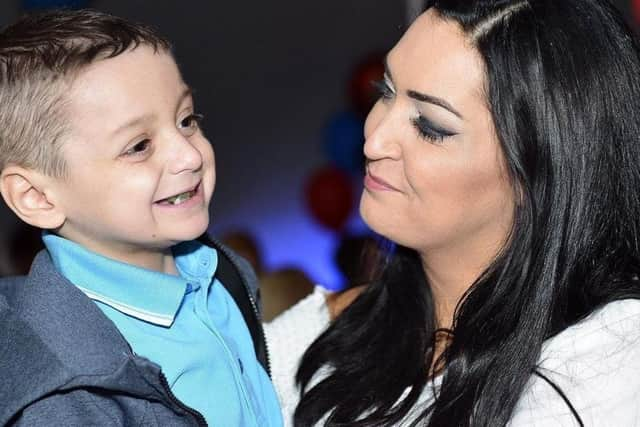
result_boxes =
[65,46,190,138]
[68,47,188,114]
[70,45,182,90]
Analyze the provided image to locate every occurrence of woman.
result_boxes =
[265,0,640,425]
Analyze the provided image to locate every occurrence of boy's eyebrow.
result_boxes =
[111,113,155,137]
[177,86,193,106]
[110,87,194,137]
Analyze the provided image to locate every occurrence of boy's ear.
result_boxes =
[0,166,66,230]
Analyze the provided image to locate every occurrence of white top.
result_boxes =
[264,287,640,426]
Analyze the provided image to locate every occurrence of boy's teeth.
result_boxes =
[165,190,195,205]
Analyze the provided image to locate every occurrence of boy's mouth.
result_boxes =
[157,183,199,206]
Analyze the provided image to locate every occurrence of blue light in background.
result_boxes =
[22,0,91,9]
[211,188,370,292]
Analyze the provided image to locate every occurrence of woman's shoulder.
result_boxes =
[541,298,640,358]
[264,285,331,335]
[263,284,366,426]
[510,299,640,426]
[263,285,331,380]
[263,286,332,426]
[263,284,366,339]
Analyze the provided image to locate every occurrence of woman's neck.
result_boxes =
[420,239,502,329]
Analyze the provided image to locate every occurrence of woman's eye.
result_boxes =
[179,113,204,136]
[123,139,151,156]
[412,116,457,144]
[372,78,395,102]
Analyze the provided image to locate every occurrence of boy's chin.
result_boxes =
[170,220,211,243]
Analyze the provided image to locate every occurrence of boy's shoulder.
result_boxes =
[0,274,23,303]
[0,251,169,425]
[0,250,134,371]
[0,278,71,424]
[0,249,131,350]
[0,251,50,311]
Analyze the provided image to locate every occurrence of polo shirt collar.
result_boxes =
[42,233,218,327]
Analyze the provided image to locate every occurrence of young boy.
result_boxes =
[0,9,282,427]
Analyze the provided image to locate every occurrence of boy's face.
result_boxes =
[51,46,215,263]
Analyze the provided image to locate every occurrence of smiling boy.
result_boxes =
[0,9,281,426]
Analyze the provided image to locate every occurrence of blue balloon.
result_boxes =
[323,111,365,175]
[22,0,91,10]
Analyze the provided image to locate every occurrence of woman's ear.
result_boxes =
[0,166,66,230]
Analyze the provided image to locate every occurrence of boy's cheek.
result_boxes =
[204,167,216,204]
[206,145,216,193]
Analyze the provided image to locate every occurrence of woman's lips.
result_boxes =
[364,171,399,192]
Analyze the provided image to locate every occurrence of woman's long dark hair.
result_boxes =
[295,0,640,425]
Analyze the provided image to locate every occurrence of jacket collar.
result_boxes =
[0,250,175,424]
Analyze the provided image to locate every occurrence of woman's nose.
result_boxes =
[363,101,402,161]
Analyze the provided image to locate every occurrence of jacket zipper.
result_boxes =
[117,332,208,426]
[97,239,264,426]
[215,242,272,377]
[159,371,208,427]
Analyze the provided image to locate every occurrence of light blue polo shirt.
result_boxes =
[43,233,282,427]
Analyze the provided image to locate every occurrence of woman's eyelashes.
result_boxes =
[412,115,457,143]
[373,78,457,144]
[373,78,395,101]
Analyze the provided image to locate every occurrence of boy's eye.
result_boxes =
[123,139,151,156]
[178,113,204,137]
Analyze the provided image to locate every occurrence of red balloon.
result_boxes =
[349,54,385,117]
[305,166,354,231]
[634,0,640,25]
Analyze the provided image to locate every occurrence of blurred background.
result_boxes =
[0,0,636,299]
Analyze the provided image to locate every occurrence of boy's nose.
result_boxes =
[168,136,203,174]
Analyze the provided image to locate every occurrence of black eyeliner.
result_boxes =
[412,115,457,142]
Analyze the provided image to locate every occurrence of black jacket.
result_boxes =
[0,240,268,426]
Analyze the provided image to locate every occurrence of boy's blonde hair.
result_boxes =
[0,9,170,177]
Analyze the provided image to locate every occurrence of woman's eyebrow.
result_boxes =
[384,57,463,119]
[407,90,463,119]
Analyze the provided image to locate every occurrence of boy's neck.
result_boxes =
[158,251,179,276]
[100,245,179,276]
[112,247,179,276]
[106,246,179,275]
[55,232,180,276]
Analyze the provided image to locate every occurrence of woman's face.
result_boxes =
[360,10,514,257]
